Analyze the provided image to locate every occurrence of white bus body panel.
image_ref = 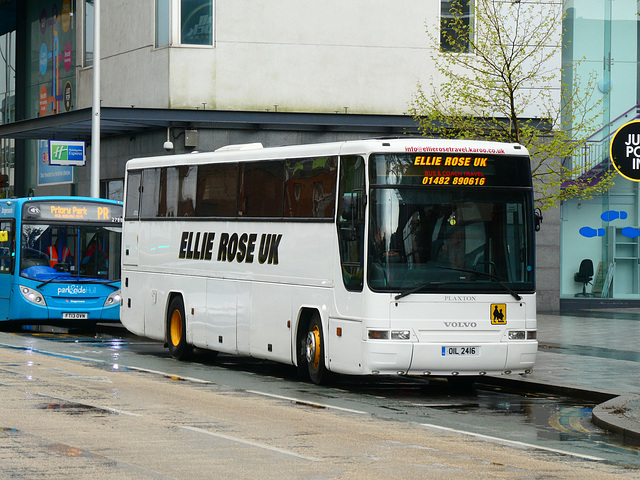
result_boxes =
[326,292,536,376]
[121,219,336,359]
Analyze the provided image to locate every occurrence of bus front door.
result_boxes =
[0,221,14,321]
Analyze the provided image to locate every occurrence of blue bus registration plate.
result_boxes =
[63,313,88,320]
[442,346,479,356]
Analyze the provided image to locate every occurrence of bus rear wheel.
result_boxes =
[167,296,192,360]
[305,314,327,385]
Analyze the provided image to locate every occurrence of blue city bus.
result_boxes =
[0,197,123,325]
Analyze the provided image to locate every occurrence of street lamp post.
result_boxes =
[90,0,101,198]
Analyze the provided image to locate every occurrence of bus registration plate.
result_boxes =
[442,346,479,356]
[63,313,88,320]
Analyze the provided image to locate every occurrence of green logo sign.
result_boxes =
[48,140,86,166]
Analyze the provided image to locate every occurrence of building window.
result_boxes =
[156,0,171,47]
[181,0,213,45]
[155,0,213,47]
[84,0,94,65]
[441,0,472,53]
[101,179,125,201]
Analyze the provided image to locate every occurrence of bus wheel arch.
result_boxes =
[166,293,192,360]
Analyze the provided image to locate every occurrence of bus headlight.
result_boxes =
[508,330,526,340]
[20,286,46,306]
[368,330,411,340]
[391,330,411,340]
[104,290,122,307]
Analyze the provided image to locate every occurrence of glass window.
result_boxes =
[20,223,121,282]
[441,0,472,53]
[140,168,161,218]
[284,157,338,219]
[195,163,238,217]
[239,161,284,218]
[181,0,213,45]
[0,220,14,274]
[158,167,179,217]
[337,156,365,291]
[106,179,124,201]
[156,0,171,47]
[125,172,141,219]
[367,188,534,294]
[84,0,94,65]
[177,166,197,216]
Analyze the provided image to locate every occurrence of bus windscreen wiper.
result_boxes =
[436,266,522,301]
[394,281,447,301]
[37,276,64,288]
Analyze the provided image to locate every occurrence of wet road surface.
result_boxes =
[0,326,639,473]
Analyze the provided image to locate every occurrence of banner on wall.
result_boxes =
[38,140,73,186]
[610,119,640,182]
[30,0,76,119]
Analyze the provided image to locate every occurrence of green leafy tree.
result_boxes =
[410,0,615,210]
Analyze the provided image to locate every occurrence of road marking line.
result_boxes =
[126,365,214,384]
[181,426,321,462]
[420,423,606,461]
[246,390,369,415]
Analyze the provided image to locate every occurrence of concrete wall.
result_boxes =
[536,204,560,312]
[76,1,437,114]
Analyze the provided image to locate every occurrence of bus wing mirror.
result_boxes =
[0,231,7,242]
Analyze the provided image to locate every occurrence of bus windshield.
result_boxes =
[368,153,534,295]
[20,223,121,283]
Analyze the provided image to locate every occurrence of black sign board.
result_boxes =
[610,120,640,182]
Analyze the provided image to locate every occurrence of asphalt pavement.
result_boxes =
[490,308,640,445]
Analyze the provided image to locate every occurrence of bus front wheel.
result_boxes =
[305,314,327,385]
[167,296,192,360]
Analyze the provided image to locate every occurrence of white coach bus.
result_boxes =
[120,138,538,384]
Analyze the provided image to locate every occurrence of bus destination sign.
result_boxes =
[370,153,530,187]
[23,201,123,223]
[414,155,489,186]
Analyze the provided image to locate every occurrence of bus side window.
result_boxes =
[337,156,365,291]
[141,168,161,218]
[0,221,14,274]
[125,171,142,219]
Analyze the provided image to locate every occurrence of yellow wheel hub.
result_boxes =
[170,310,182,347]
[306,325,321,370]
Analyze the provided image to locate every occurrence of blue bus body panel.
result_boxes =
[10,282,121,323]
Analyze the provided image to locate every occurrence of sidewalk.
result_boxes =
[493,309,640,445]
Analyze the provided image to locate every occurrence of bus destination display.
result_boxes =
[23,201,123,223]
[370,153,531,188]
[415,155,488,186]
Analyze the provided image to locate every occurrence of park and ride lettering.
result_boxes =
[179,231,283,265]
[48,204,112,220]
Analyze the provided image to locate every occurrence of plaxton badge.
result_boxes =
[179,231,283,265]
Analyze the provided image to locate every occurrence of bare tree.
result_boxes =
[410,0,615,209]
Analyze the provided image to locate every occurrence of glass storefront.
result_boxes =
[561,1,640,299]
